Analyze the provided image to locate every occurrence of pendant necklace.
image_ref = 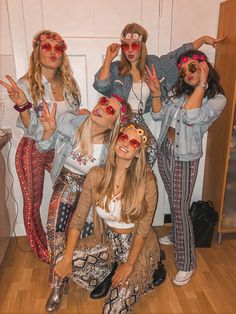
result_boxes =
[131,80,144,114]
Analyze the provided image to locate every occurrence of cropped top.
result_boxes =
[96,193,135,229]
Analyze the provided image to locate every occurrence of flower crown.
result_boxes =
[177,54,206,69]
[121,32,143,42]
[122,124,148,147]
[111,93,129,126]
[33,32,67,50]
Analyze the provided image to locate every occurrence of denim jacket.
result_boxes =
[16,76,79,140]
[36,112,108,183]
[93,43,193,113]
[151,93,226,161]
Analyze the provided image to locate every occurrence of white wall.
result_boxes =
[0,0,223,236]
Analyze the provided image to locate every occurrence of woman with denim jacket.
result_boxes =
[149,49,226,286]
[37,94,131,312]
[93,22,222,168]
[0,30,83,264]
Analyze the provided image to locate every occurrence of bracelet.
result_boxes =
[152,93,161,99]
[14,101,32,112]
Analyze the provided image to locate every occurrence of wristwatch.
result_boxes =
[198,81,208,90]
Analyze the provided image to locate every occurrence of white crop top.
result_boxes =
[127,81,150,114]
[96,194,135,229]
[64,143,104,175]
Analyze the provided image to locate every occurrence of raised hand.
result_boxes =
[40,100,57,135]
[145,64,161,96]
[203,35,226,48]
[193,35,226,50]
[0,75,27,106]
[105,43,121,63]
[198,61,209,83]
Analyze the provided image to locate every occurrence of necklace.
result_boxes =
[50,79,57,95]
[131,81,144,114]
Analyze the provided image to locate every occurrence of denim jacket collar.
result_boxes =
[69,114,89,128]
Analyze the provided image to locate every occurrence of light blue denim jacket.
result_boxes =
[16,76,79,140]
[36,112,108,183]
[151,93,226,161]
[93,43,194,113]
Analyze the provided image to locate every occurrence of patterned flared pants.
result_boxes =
[157,138,199,271]
[15,137,54,263]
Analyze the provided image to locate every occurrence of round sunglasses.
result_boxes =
[99,97,116,116]
[121,42,141,51]
[118,132,141,149]
[41,42,66,55]
[179,62,198,79]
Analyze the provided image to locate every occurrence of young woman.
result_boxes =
[52,123,160,313]
[149,49,226,286]
[37,95,132,311]
[93,22,222,167]
[0,30,82,263]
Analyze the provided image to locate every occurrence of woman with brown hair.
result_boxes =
[150,49,226,285]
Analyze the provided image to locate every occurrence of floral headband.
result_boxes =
[33,32,67,50]
[111,93,129,126]
[121,124,148,147]
[121,32,143,42]
[177,54,206,69]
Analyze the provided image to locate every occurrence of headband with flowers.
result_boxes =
[33,32,67,51]
[111,93,129,126]
[177,54,206,69]
[121,124,148,147]
[121,32,143,42]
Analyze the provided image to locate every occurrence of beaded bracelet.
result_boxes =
[14,101,32,112]
[152,92,161,99]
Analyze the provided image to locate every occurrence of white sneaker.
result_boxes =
[159,235,173,246]
[173,270,194,286]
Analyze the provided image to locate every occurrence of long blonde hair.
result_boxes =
[22,30,81,107]
[73,98,132,156]
[95,123,149,222]
[119,23,148,78]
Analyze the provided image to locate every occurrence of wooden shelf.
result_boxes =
[202,0,236,243]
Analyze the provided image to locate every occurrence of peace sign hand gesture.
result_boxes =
[0,75,27,107]
[145,64,161,96]
[40,100,57,137]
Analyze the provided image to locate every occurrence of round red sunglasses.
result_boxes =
[118,132,141,149]
[179,62,198,79]
[99,97,116,116]
[41,42,66,55]
[121,42,141,51]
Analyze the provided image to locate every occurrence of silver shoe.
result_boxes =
[45,282,69,312]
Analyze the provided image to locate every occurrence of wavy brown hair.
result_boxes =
[119,23,148,79]
[94,122,149,223]
[172,49,225,99]
[22,30,81,107]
